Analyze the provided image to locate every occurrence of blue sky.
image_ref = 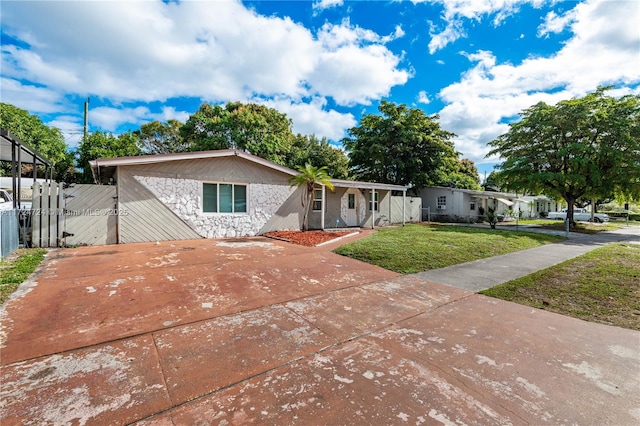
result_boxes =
[1,0,639,177]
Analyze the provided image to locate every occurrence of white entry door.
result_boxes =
[346,190,358,226]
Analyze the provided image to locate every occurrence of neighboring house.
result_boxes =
[420,186,560,220]
[518,195,564,218]
[89,150,415,244]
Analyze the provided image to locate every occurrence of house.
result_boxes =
[517,195,565,218]
[89,150,418,244]
[419,186,561,221]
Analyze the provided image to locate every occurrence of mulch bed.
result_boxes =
[264,230,355,247]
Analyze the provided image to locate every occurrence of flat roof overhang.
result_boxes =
[0,129,51,166]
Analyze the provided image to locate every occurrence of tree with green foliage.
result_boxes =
[287,163,335,231]
[0,103,68,179]
[181,102,294,164]
[445,158,482,190]
[135,119,187,154]
[483,171,502,191]
[77,131,141,183]
[286,134,350,180]
[342,101,459,192]
[487,87,640,225]
[53,151,79,184]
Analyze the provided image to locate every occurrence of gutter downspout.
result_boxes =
[321,185,326,231]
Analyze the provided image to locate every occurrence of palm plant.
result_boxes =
[288,163,334,231]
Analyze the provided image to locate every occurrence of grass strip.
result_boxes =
[1,248,47,305]
[334,224,563,274]
[480,243,640,331]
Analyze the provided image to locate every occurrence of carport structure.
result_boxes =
[0,129,53,210]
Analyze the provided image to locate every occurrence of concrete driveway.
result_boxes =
[1,235,639,425]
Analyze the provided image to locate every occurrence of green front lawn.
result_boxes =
[1,248,47,305]
[505,219,620,234]
[480,243,640,331]
[334,224,564,273]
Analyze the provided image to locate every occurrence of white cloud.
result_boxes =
[428,19,466,54]
[90,106,152,132]
[0,0,408,138]
[427,0,549,53]
[0,78,65,114]
[153,106,190,124]
[47,116,84,148]
[261,97,356,141]
[538,10,577,37]
[436,0,640,165]
[417,91,431,104]
[313,0,344,11]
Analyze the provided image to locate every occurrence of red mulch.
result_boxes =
[264,230,355,247]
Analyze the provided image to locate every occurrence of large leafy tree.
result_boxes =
[286,134,350,180]
[135,119,187,154]
[77,131,141,183]
[487,87,640,225]
[0,103,68,179]
[445,158,482,190]
[342,101,459,191]
[288,163,334,231]
[181,102,294,164]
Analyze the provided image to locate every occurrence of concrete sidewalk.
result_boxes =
[415,225,640,292]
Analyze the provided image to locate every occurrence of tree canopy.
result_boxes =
[135,119,188,154]
[342,101,459,191]
[286,134,350,180]
[446,158,482,190]
[77,131,141,183]
[487,87,640,224]
[180,102,294,165]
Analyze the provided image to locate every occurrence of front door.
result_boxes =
[346,190,358,226]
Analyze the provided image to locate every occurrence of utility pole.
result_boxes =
[83,97,90,141]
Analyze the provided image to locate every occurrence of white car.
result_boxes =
[547,208,609,223]
[0,189,13,211]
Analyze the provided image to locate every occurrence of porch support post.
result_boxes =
[402,189,406,226]
[11,140,17,209]
[16,139,22,209]
[321,185,326,230]
[371,188,375,229]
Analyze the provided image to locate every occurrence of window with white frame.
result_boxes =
[369,191,379,211]
[313,189,323,211]
[203,183,247,213]
[470,202,476,211]
[437,196,446,210]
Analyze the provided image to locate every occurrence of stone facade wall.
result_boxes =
[134,176,294,238]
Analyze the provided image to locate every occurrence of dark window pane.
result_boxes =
[313,189,322,211]
[234,185,247,213]
[203,183,217,213]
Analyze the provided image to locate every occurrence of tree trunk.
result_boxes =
[566,196,576,228]
[302,192,313,231]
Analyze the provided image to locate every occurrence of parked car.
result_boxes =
[0,189,13,211]
[547,208,609,223]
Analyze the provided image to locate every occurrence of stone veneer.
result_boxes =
[134,176,294,238]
